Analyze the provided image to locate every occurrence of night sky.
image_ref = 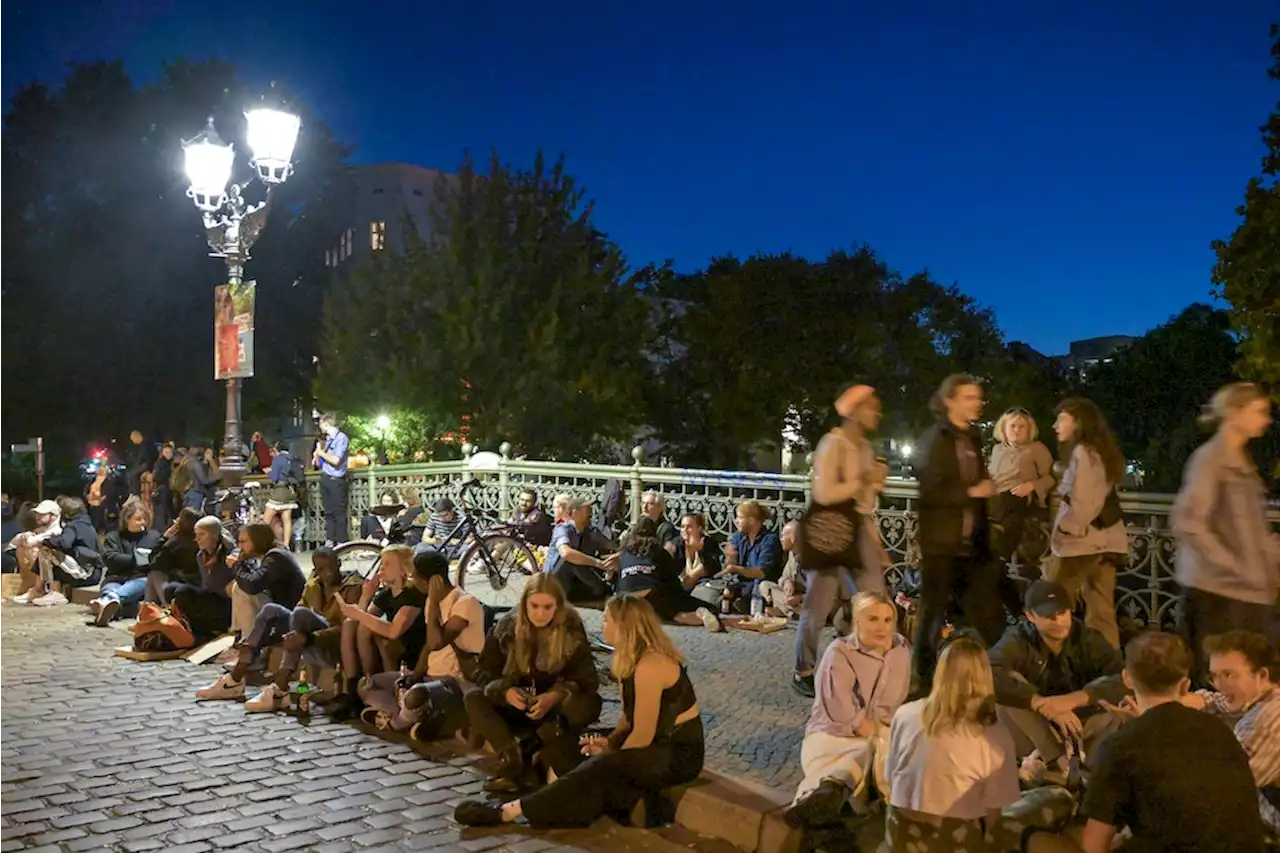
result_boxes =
[4,0,1275,355]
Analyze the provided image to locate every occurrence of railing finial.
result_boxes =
[499,441,512,459]
[631,445,645,464]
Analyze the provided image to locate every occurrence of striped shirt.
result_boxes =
[1199,687,1280,832]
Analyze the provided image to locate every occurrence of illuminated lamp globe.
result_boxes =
[375,415,391,432]
[245,108,300,184]
[183,119,235,212]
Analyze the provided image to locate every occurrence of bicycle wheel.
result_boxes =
[334,541,384,578]
[454,534,539,609]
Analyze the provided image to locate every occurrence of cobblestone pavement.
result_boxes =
[0,604,757,853]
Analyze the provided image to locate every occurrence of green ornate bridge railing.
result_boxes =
[248,443,1279,632]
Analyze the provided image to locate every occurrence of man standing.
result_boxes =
[912,374,1000,692]
[313,414,350,547]
[125,430,156,497]
[989,580,1126,785]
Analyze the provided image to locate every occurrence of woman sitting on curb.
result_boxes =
[455,594,704,828]
[786,591,911,829]
[92,497,162,625]
[159,514,234,642]
[464,573,601,793]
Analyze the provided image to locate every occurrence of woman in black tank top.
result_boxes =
[456,594,705,829]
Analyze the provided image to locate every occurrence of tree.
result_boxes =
[646,247,1030,468]
[314,151,654,459]
[1,59,351,462]
[1212,24,1280,385]
[1081,304,1240,490]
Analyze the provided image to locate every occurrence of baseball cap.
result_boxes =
[33,499,60,516]
[1024,580,1072,618]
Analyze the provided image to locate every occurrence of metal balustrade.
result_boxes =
[248,443,1279,632]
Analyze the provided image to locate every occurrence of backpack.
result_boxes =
[284,453,306,487]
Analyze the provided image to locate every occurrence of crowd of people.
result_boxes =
[2,376,1277,851]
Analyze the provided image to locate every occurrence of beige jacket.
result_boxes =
[1051,445,1128,558]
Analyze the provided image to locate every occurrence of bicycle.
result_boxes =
[333,478,541,610]
[203,482,261,538]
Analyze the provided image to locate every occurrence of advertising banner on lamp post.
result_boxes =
[214,281,256,379]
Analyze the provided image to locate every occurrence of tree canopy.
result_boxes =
[314,151,655,460]
[1212,24,1280,385]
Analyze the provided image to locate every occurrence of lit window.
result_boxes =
[371,221,386,251]
[325,249,332,267]
[344,228,353,257]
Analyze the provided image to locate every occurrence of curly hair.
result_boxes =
[1056,397,1126,485]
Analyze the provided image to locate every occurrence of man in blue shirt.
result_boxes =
[545,497,618,602]
[312,414,350,546]
[716,499,783,612]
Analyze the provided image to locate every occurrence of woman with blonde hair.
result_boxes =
[786,591,910,830]
[456,593,703,828]
[884,636,1019,852]
[1174,382,1279,679]
[463,573,601,792]
[988,407,1056,616]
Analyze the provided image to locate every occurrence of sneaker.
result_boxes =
[94,599,120,627]
[87,598,102,615]
[244,683,289,713]
[196,673,246,701]
[454,800,504,827]
[32,591,69,607]
[359,706,393,730]
[11,590,34,604]
[783,777,848,828]
[696,607,725,633]
[791,673,816,698]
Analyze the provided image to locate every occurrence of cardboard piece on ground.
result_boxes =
[730,616,788,635]
[184,634,236,664]
[113,645,186,662]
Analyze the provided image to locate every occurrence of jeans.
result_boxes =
[794,562,889,676]
[320,475,348,543]
[244,603,336,667]
[520,718,704,828]
[99,576,148,618]
[997,704,1120,768]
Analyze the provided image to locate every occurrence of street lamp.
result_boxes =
[182,107,300,476]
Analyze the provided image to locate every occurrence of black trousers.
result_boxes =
[521,718,705,828]
[912,553,1005,690]
[551,562,611,602]
[464,688,602,776]
[165,583,232,642]
[319,475,348,543]
[152,486,173,533]
[1183,587,1280,685]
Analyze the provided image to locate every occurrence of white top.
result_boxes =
[885,699,1020,820]
[424,588,485,682]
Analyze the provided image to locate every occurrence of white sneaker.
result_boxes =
[696,607,725,633]
[32,591,69,607]
[87,598,102,615]
[196,674,246,701]
[11,590,33,604]
[244,683,289,713]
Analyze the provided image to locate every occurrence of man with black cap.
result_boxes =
[989,579,1127,785]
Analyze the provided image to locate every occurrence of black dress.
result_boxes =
[518,664,705,828]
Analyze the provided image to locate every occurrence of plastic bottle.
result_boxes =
[750,588,765,619]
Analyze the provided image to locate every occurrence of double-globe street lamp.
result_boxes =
[182,106,301,476]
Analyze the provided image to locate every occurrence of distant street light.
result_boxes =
[375,414,392,432]
[182,106,300,476]
[900,443,914,459]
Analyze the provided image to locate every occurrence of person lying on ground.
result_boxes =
[454,594,702,829]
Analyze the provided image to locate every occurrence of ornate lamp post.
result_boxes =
[182,106,300,476]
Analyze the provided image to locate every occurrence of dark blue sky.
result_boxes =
[5,1,1275,354]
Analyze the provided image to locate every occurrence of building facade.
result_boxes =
[323,163,452,270]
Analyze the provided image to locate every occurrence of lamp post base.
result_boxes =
[221,377,247,482]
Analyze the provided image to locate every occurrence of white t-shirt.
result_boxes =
[885,699,1020,820]
[424,588,485,681]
